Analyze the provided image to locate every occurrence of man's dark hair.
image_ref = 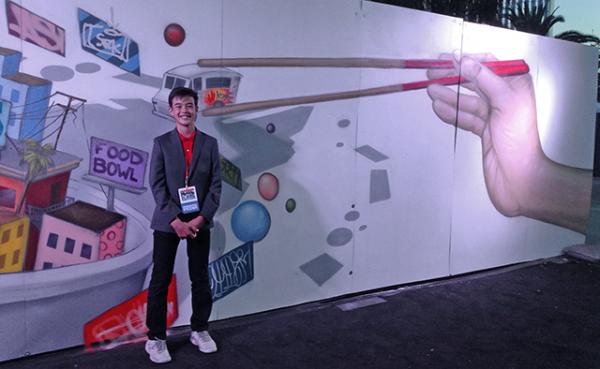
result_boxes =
[168,87,198,107]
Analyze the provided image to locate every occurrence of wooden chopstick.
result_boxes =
[198,57,529,116]
[197,57,527,70]
[201,60,528,117]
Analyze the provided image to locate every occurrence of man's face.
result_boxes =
[169,95,198,129]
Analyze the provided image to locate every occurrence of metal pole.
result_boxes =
[107,186,115,211]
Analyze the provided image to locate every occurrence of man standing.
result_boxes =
[145,87,221,364]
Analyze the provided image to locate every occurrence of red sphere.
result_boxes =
[257,172,279,201]
[164,23,186,47]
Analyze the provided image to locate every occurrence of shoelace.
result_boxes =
[196,332,212,343]
[153,340,167,351]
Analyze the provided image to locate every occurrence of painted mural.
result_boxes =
[0,0,596,362]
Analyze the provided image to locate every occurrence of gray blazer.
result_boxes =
[149,128,222,233]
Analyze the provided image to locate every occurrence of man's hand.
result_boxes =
[188,215,206,236]
[170,218,197,238]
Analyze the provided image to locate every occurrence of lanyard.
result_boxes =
[184,147,192,187]
[183,146,191,187]
[181,131,195,188]
[183,145,193,188]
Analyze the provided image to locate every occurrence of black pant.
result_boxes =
[146,229,212,340]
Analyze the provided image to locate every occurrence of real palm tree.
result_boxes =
[372,0,426,10]
[508,2,564,36]
[370,0,503,26]
[16,140,55,215]
[555,30,600,46]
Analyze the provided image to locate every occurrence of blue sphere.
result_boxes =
[231,200,271,242]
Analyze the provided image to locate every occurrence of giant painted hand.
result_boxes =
[426,55,591,234]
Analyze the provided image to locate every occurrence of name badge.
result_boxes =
[178,186,200,214]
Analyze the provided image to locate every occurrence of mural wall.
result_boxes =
[0,0,596,361]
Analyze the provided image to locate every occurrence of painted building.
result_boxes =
[0,47,52,142]
[0,140,80,214]
[34,201,127,270]
[0,143,80,269]
[0,99,9,147]
[0,212,29,273]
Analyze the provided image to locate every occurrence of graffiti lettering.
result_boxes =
[78,8,140,75]
[84,276,178,347]
[82,23,131,62]
[6,1,66,56]
[209,242,254,301]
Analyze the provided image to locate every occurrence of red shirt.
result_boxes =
[178,130,196,179]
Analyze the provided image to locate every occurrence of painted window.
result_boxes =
[1,229,10,243]
[47,233,58,248]
[43,262,53,269]
[165,76,174,89]
[17,224,23,238]
[193,77,203,91]
[165,76,186,89]
[206,77,231,89]
[0,254,5,268]
[10,89,20,103]
[12,249,19,265]
[64,238,75,254]
[50,182,62,205]
[81,243,92,259]
[0,186,16,208]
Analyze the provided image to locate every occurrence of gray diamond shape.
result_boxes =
[299,253,343,286]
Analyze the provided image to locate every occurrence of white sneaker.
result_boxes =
[190,330,218,353]
[145,338,172,364]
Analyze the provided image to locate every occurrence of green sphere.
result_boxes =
[285,198,296,213]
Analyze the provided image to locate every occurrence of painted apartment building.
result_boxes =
[0,212,29,273]
[0,100,8,147]
[0,47,52,142]
[34,201,127,270]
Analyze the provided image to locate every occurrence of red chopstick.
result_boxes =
[401,60,529,91]
[401,59,528,70]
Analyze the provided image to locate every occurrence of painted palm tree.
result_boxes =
[16,140,55,215]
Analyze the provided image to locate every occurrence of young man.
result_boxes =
[145,87,222,363]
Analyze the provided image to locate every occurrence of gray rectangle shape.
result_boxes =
[370,169,391,203]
